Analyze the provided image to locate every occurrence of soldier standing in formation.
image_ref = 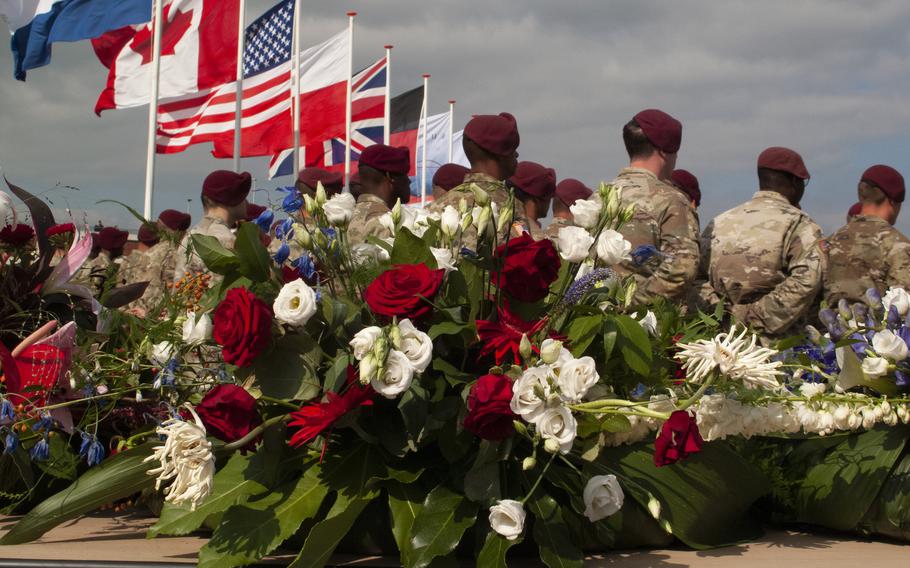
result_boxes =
[297,167,344,199]
[347,144,412,244]
[670,169,701,210]
[543,179,593,241]
[121,210,192,314]
[431,163,470,201]
[509,161,556,240]
[824,165,910,305]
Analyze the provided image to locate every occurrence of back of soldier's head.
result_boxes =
[622,120,655,160]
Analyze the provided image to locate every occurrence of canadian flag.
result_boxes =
[92,0,238,114]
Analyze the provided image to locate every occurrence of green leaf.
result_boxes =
[477,532,521,568]
[0,443,156,545]
[613,314,652,376]
[602,322,618,362]
[601,414,632,433]
[566,314,603,357]
[390,227,435,267]
[191,234,241,275]
[254,334,322,401]
[96,199,149,226]
[197,466,329,568]
[861,449,910,539]
[405,485,479,568]
[399,385,429,444]
[289,489,378,567]
[233,222,273,282]
[35,433,79,481]
[464,441,503,503]
[388,482,425,554]
[527,492,583,568]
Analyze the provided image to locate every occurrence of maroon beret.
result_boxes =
[464,112,520,157]
[671,169,701,206]
[633,109,682,154]
[555,179,593,207]
[848,202,862,217]
[432,163,470,191]
[202,170,252,206]
[359,144,411,175]
[510,161,556,199]
[297,167,344,194]
[757,147,809,180]
[158,209,191,231]
[246,203,267,221]
[137,224,160,246]
[97,226,129,251]
[861,164,905,203]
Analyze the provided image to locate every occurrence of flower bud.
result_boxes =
[598,182,612,202]
[606,192,621,221]
[461,212,474,233]
[293,225,312,249]
[389,324,402,350]
[458,198,468,215]
[882,400,892,415]
[624,280,637,307]
[477,204,493,233]
[373,334,389,361]
[315,181,327,206]
[303,194,317,216]
[497,200,514,234]
[513,420,530,438]
[135,390,144,403]
[522,456,537,471]
[540,340,563,365]
[314,230,328,249]
[470,183,490,206]
[519,334,532,360]
[359,354,378,385]
[543,438,561,454]
[391,199,402,226]
[647,497,662,520]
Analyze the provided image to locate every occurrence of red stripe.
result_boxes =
[351,58,386,91]
[196,0,240,89]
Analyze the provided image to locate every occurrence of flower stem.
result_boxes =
[521,452,557,505]
[223,413,290,451]
[678,374,716,411]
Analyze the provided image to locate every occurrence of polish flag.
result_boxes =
[92,0,239,114]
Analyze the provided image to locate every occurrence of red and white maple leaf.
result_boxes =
[129,5,194,65]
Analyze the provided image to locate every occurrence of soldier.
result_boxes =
[544,179,593,241]
[431,163,470,201]
[349,172,363,200]
[509,161,556,240]
[347,144,412,244]
[701,147,825,337]
[604,109,700,304]
[122,210,192,315]
[426,113,527,248]
[847,202,862,223]
[671,169,701,210]
[297,167,344,198]
[824,165,910,305]
[174,170,251,282]
[89,226,129,291]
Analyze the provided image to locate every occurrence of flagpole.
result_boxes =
[420,73,429,207]
[143,0,165,219]
[344,11,356,186]
[232,0,247,172]
[383,44,392,145]
[447,99,455,163]
[291,0,302,176]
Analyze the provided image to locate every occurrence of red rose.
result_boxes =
[46,223,75,237]
[364,263,445,320]
[0,224,35,247]
[491,233,560,302]
[213,287,272,367]
[195,384,262,443]
[654,410,703,467]
[463,374,518,440]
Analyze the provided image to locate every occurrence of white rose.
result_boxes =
[557,356,599,403]
[862,356,890,378]
[883,287,910,317]
[569,198,602,229]
[0,191,16,228]
[536,406,577,454]
[370,349,415,398]
[440,206,460,238]
[273,279,318,326]
[595,229,632,265]
[323,192,356,226]
[872,329,909,361]
[510,366,553,422]
[539,339,564,365]
[181,312,212,344]
[431,247,456,272]
[350,326,383,360]
[489,500,525,540]
[583,474,624,522]
[638,311,658,336]
[557,226,596,263]
[150,341,175,366]
[396,319,433,373]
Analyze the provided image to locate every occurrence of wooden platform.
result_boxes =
[0,512,907,567]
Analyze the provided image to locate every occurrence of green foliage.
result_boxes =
[860,449,910,539]
[253,334,322,401]
[613,314,653,376]
[527,491,583,568]
[566,314,603,357]
[390,228,435,267]
[404,484,479,568]
[34,433,79,481]
[289,489,378,567]
[233,222,273,282]
[388,482,425,555]
[477,532,521,568]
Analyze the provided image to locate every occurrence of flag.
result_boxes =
[267,57,387,179]
[92,0,239,114]
[2,0,152,80]
[412,112,469,198]
[388,85,424,176]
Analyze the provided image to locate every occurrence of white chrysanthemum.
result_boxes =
[144,406,215,510]
[675,326,782,390]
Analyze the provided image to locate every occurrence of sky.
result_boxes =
[2,0,910,235]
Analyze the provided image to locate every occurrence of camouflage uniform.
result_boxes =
[426,172,528,250]
[542,217,572,242]
[347,194,392,245]
[173,216,235,282]
[121,241,181,313]
[700,190,826,337]
[603,167,700,304]
[823,215,910,305]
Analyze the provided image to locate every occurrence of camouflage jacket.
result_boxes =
[542,216,573,242]
[604,167,700,304]
[347,194,392,245]
[426,172,528,251]
[823,215,910,305]
[173,216,235,282]
[701,190,826,336]
[120,241,180,313]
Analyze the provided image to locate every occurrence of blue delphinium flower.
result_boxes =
[79,431,106,467]
[31,413,54,432]
[460,247,478,260]
[896,370,910,390]
[3,430,19,455]
[153,358,179,389]
[0,398,14,424]
[563,268,615,306]
[818,308,847,341]
[630,244,660,267]
[887,305,902,329]
[630,383,647,400]
[279,187,303,214]
[30,436,50,462]
[254,209,274,233]
[273,240,290,265]
[292,254,316,280]
[275,218,295,241]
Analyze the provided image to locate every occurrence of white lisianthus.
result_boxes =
[358,354,379,384]
[638,311,658,336]
[883,287,910,316]
[510,366,553,422]
[144,406,215,511]
[440,206,460,239]
[379,211,396,235]
[350,326,383,360]
[536,406,578,454]
[430,247,456,272]
[273,279,318,326]
[351,243,390,265]
[489,500,526,540]
[181,312,213,344]
[370,350,415,398]
[570,198,601,229]
[862,356,890,378]
[583,474,624,522]
[539,339,564,365]
[872,330,909,361]
[0,191,16,228]
[557,226,595,263]
[396,319,433,373]
[322,192,356,226]
[596,229,632,265]
[557,356,599,403]
[150,341,175,366]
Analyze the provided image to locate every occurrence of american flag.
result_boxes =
[242,0,294,77]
